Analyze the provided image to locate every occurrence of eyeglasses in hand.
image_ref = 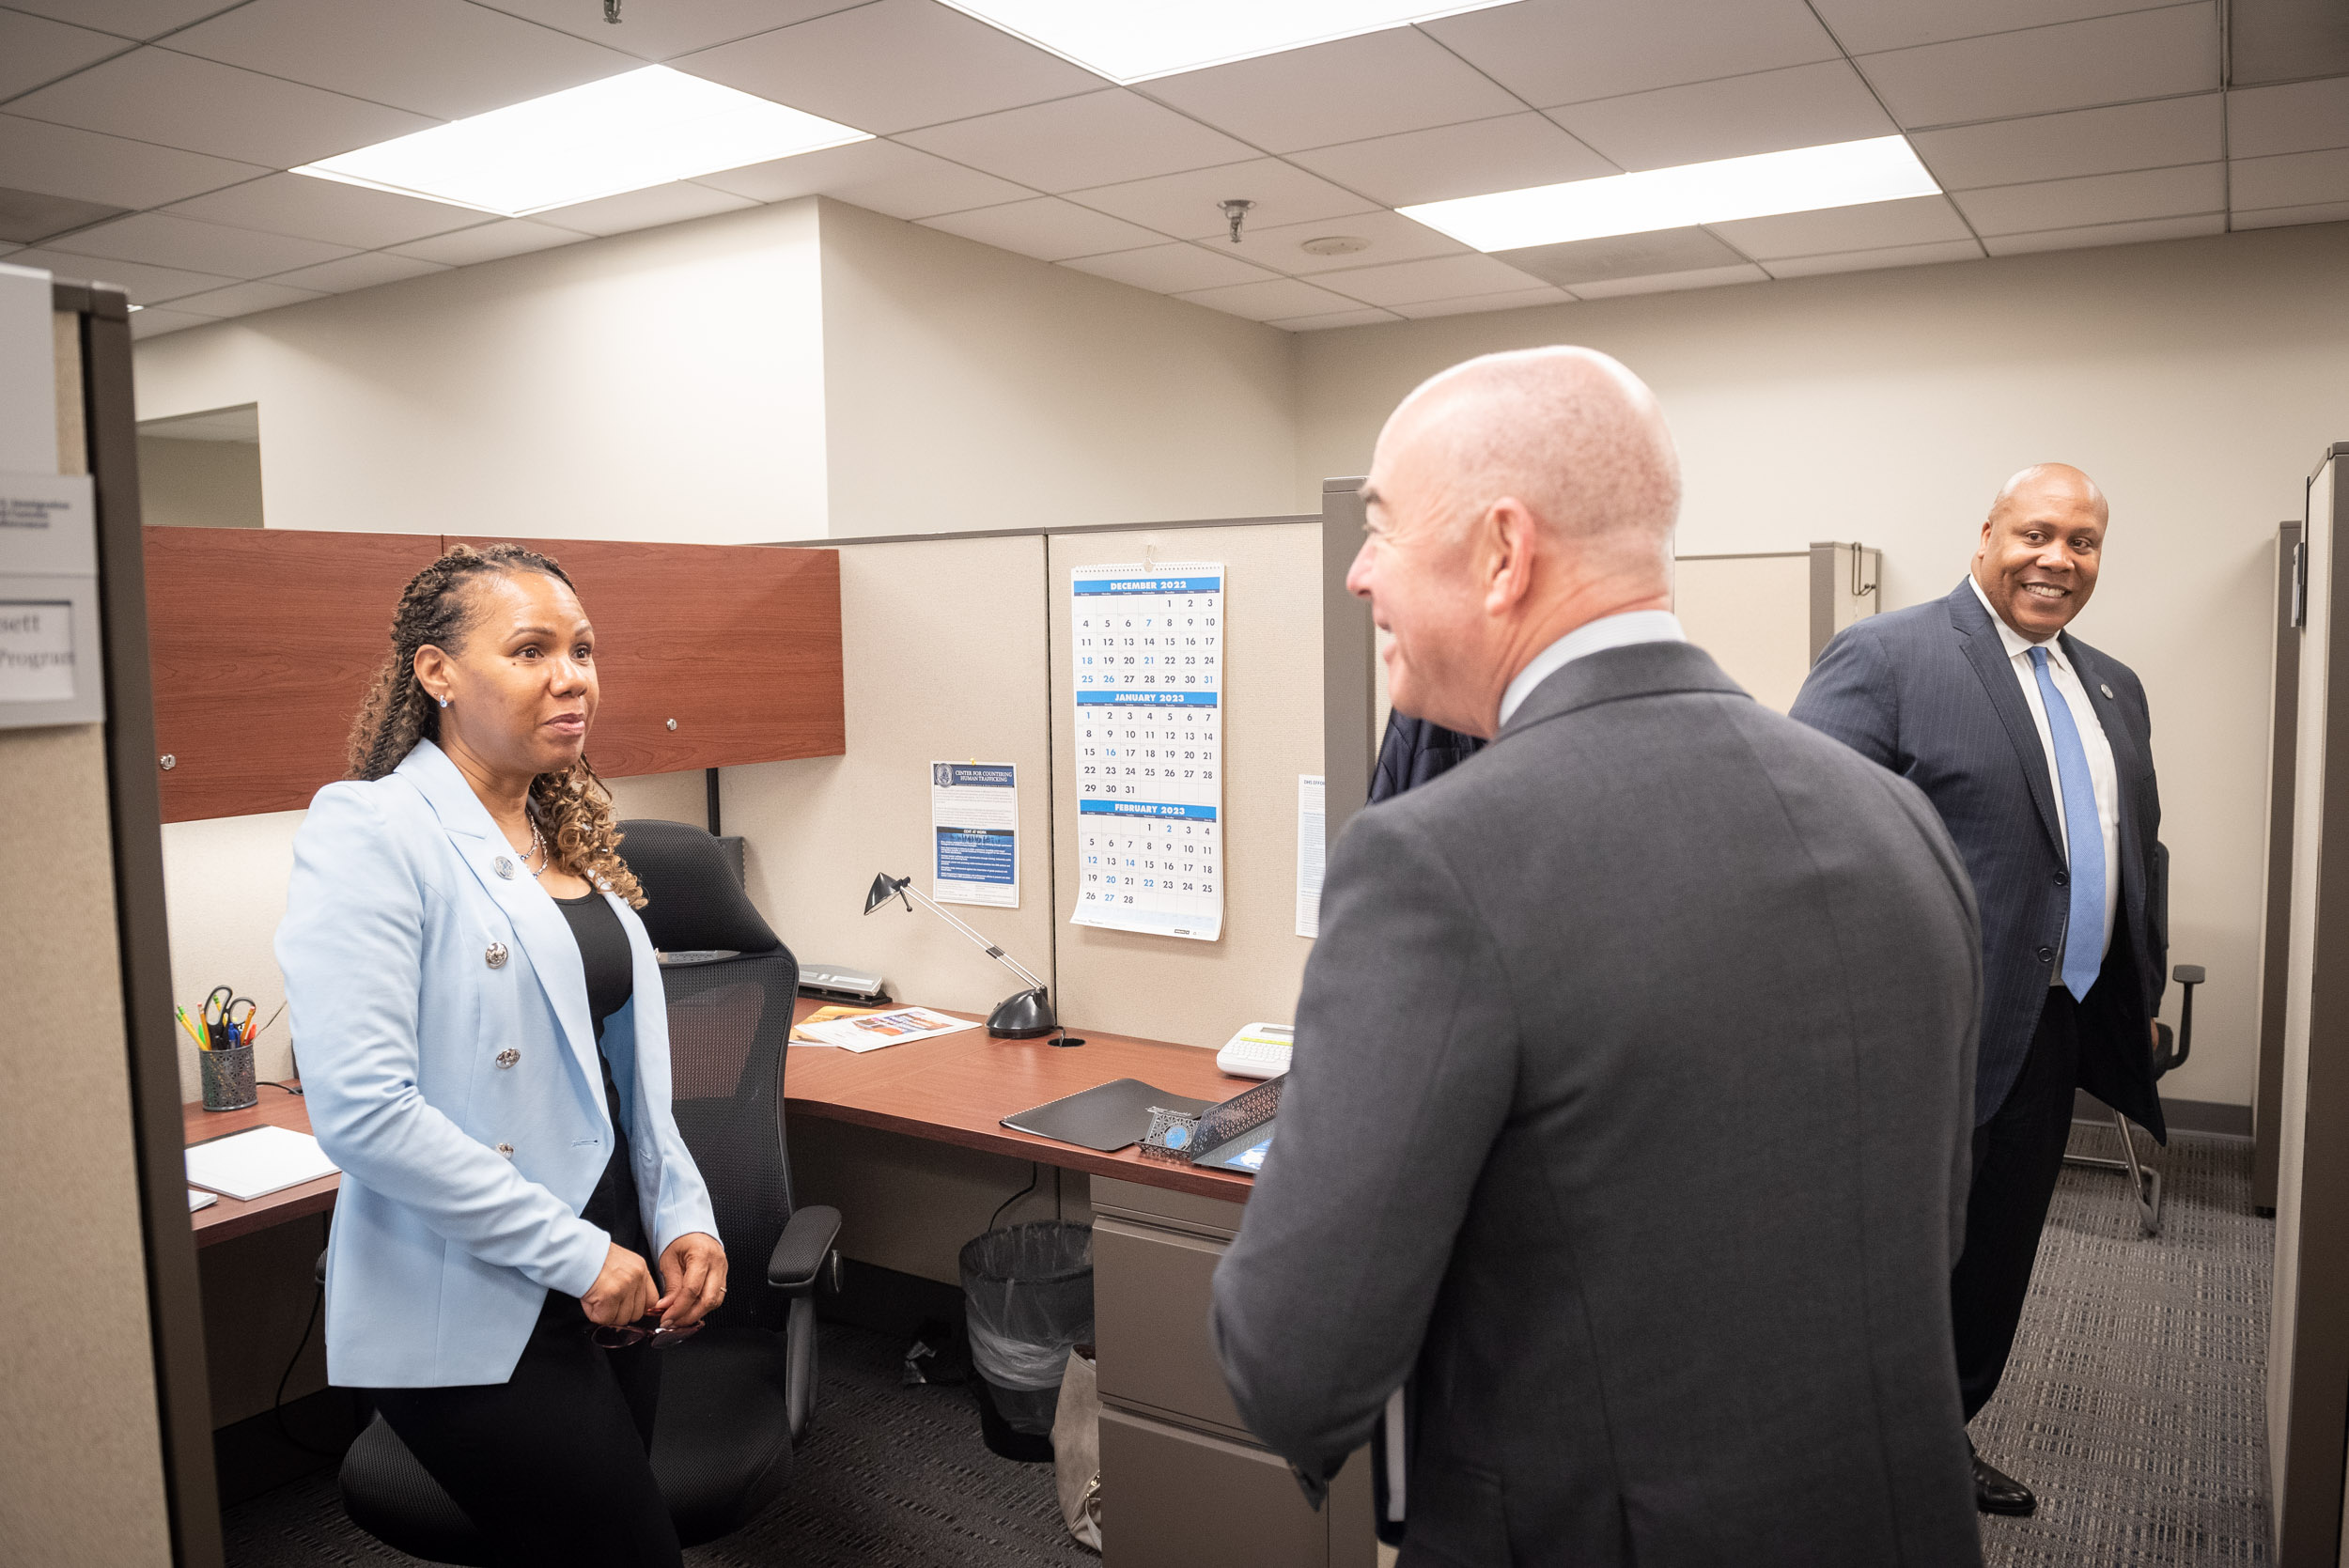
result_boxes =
[587,1312,703,1350]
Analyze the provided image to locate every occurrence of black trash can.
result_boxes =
[959,1221,1094,1462]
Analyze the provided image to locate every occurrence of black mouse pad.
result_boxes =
[1001,1079,1216,1153]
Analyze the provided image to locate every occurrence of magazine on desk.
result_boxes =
[790,1004,979,1053]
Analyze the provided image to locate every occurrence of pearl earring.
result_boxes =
[438,696,451,708]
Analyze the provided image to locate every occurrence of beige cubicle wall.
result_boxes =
[1673,543,1881,714]
[1049,522,1324,1048]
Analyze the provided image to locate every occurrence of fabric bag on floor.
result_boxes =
[1051,1346,1102,1551]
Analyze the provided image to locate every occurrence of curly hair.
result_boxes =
[347,541,645,907]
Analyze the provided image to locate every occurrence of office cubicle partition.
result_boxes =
[2269,443,2349,1566]
[2255,520,2303,1215]
[1,274,222,1564]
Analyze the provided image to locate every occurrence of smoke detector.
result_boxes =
[1299,235,1370,256]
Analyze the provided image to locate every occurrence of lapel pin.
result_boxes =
[493,856,515,879]
[2099,683,2114,699]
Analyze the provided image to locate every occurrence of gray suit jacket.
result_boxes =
[1211,642,1983,1568]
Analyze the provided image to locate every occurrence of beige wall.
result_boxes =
[1297,222,2349,1110]
[817,200,1302,536]
[137,435,262,529]
[0,307,174,1565]
[131,198,832,544]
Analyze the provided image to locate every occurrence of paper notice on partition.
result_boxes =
[1069,562,1224,941]
[1297,774,1325,939]
[932,762,1018,908]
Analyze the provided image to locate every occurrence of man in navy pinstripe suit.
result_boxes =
[1792,464,2168,1519]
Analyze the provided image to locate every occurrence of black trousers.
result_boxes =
[1952,986,2081,1423]
[368,1297,681,1568]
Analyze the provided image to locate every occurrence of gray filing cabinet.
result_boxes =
[1090,1176,1376,1568]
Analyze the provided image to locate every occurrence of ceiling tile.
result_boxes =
[1761,237,1984,276]
[899,91,1255,194]
[2233,198,2349,229]
[387,218,589,265]
[1952,162,2223,235]
[1140,27,1521,154]
[1909,95,2222,190]
[127,304,214,337]
[0,9,133,100]
[920,196,1170,261]
[265,250,450,292]
[1060,242,1282,293]
[0,113,266,210]
[693,139,1034,219]
[1809,0,2178,55]
[1496,225,1748,287]
[1980,211,2223,255]
[1574,261,1769,297]
[1287,113,1618,207]
[2229,76,2349,160]
[0,242,21,258]
[1548,60,1895,173]
[1231,208,1469,275]
[677,0,1098,137]
[167,278,329,318]
[1302,252,1545,306]
[1392,286,1576,318]
[473,0,866,62]
[1065,159,1375,241]
[5,244,239,303]
[1174,275,1369,321]
[49,210,357,276]
[1422,0,1839,110]
[2232,146,2349,210]
[542,181,758,236]
[1268,307,1406,330]
[8,46,437,167]
[2229,0,2349,88]
[5,0,240,42]
[1857,4,2219,129]
[164,173,485,249]
[1707,194,1973,259]
[0,187,128,245]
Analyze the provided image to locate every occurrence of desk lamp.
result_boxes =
[863,873,1060,1039]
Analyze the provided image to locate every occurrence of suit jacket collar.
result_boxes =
[1946,580,2066,860]
[1498,639,1749,740]
[395,739,606,1120]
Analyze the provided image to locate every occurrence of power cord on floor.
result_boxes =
[273,1285,340,1458]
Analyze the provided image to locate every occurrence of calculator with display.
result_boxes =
[1216,1022,1293,1079]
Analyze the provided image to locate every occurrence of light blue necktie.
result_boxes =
[2030,645,2106,1001]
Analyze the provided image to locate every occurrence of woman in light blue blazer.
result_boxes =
[278,542,723,1568]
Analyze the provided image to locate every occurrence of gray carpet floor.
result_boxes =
[222,1128,2274,1566]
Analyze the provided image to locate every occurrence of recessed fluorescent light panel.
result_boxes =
[938,0,1521,83]
[1401,137,1943,251]
[293,67,869,217]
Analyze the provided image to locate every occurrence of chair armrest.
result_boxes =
[768,1205,841,1295]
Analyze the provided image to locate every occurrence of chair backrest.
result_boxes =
[621,819,801,1333]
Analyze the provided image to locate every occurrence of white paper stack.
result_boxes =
[185,1125,340,1201]
[187,1189,217,1213]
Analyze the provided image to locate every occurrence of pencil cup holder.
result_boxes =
[200,1046,257,1111]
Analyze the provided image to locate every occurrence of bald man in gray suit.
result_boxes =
[1211,348,1984,1567]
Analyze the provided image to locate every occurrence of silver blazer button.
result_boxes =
[495,1141,515,1157]
[493,856,516,879]
[495,1048,520,1069]
[485,941,508,970]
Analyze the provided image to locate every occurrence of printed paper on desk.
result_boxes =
[933,762,1018,908]
[793,1005,979,1053]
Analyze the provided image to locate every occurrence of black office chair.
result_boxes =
[335,818,840,1564]
[2064,963,2204,1236]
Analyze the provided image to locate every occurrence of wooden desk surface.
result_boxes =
[182,1000,1256,1244]
[183,1089,334,1248]
[783,1000,1258,1203]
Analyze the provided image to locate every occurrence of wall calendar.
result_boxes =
[1069,561,1224,941]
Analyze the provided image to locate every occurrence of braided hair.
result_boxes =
[347,541,645,907]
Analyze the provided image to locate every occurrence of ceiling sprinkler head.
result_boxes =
[1218,199,1255,244]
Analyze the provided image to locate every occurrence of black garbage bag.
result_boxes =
[959,1221,1094,1459]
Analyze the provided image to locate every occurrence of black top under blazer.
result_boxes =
[1792,580,2168,1136]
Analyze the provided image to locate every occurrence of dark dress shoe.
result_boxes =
[1970,1444,2036,1516]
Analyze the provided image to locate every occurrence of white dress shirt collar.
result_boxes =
[1497,610,1687,730]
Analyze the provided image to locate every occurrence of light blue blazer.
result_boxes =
[276,738,719,1389]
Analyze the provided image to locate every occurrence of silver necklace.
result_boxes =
[515,815,552,878]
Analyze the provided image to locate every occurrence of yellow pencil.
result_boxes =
[176,1007,208,1050]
